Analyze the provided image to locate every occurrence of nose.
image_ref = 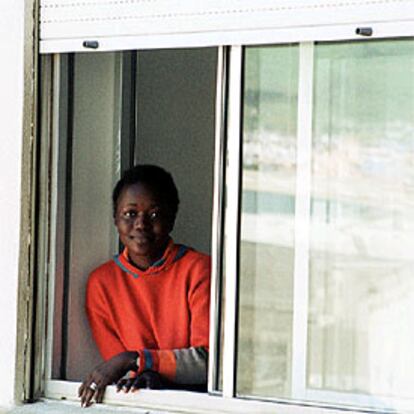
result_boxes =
[133,213,149,230]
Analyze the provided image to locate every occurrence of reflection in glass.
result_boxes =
[237,45,299,398]
[308,40,414,399]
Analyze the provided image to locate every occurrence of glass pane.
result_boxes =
[52,52,122,380]
[237,45,299,398]
[308,40,414,399]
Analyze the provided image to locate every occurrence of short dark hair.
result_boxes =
[112,164,180,220]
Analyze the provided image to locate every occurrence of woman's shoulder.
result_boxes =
[174,244,211,275]
[88,258,119,284]
[178,244,210,262]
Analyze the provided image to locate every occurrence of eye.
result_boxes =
[149,211,159,221]
[123,210,137,219]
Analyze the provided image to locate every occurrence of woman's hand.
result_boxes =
[116,371,162,393]
[78,351,138,407]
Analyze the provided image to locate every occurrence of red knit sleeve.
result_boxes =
[136,254,211,384]
[86,270,127,361]
[188,255,211,349]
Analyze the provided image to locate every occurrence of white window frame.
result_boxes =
[221,32,414,414]
[39,22,414,414]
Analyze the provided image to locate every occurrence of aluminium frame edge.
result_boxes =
[222,45,243,399]
[40,19,414,54]
[208,46,228,393]
[291,41,314,399]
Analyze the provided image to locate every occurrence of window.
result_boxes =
[226,39,414,411]
[308,39,414,400]
[237,45,299,398]
[39,34,414,414]
[47,48,218,382]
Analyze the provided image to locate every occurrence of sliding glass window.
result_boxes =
[237,45,299,398]
[308,40,414,400]
[232,39,414,411]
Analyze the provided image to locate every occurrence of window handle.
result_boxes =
[356,27,373,36]
[83,40,99,49]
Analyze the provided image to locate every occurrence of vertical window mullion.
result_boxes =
[208,46,227,394]
[45,53,70,382]
[291,41,314,399]
[44,54,57,384]
[59,53,75,381]
[119,51,137,174]
[34,53,53,399]
[222,45,243,399]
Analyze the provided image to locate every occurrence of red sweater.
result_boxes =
[86,240,211,383]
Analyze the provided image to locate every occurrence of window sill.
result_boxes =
[3,399,163,414]
[41,380,378,414]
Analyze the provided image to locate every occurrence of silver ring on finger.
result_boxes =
[89,381,98,391]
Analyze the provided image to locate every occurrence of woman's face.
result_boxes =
[114,182,174,269]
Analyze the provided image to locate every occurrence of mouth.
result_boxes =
[129,234,153,244]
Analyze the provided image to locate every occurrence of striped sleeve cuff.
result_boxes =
[137,349,177,382]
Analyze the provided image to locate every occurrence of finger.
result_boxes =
[80,389,89,408]
[79,377,93,398]
[80,387,87,407]
[132,372,162,391]
[78,383,85,397]
[81,382,99,408]
[131,375,146,392]
[83,388,97,408]
[145,374,162,389]
[143,375,153,389]
[80,388,90,408]
[131,379,142,393]
[95,386,106,404]
[116,378,127,392]
[122,378,135,393]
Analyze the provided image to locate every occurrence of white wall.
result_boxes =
[0,0,25,409]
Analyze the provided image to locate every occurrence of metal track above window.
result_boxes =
[40,0,414,53]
